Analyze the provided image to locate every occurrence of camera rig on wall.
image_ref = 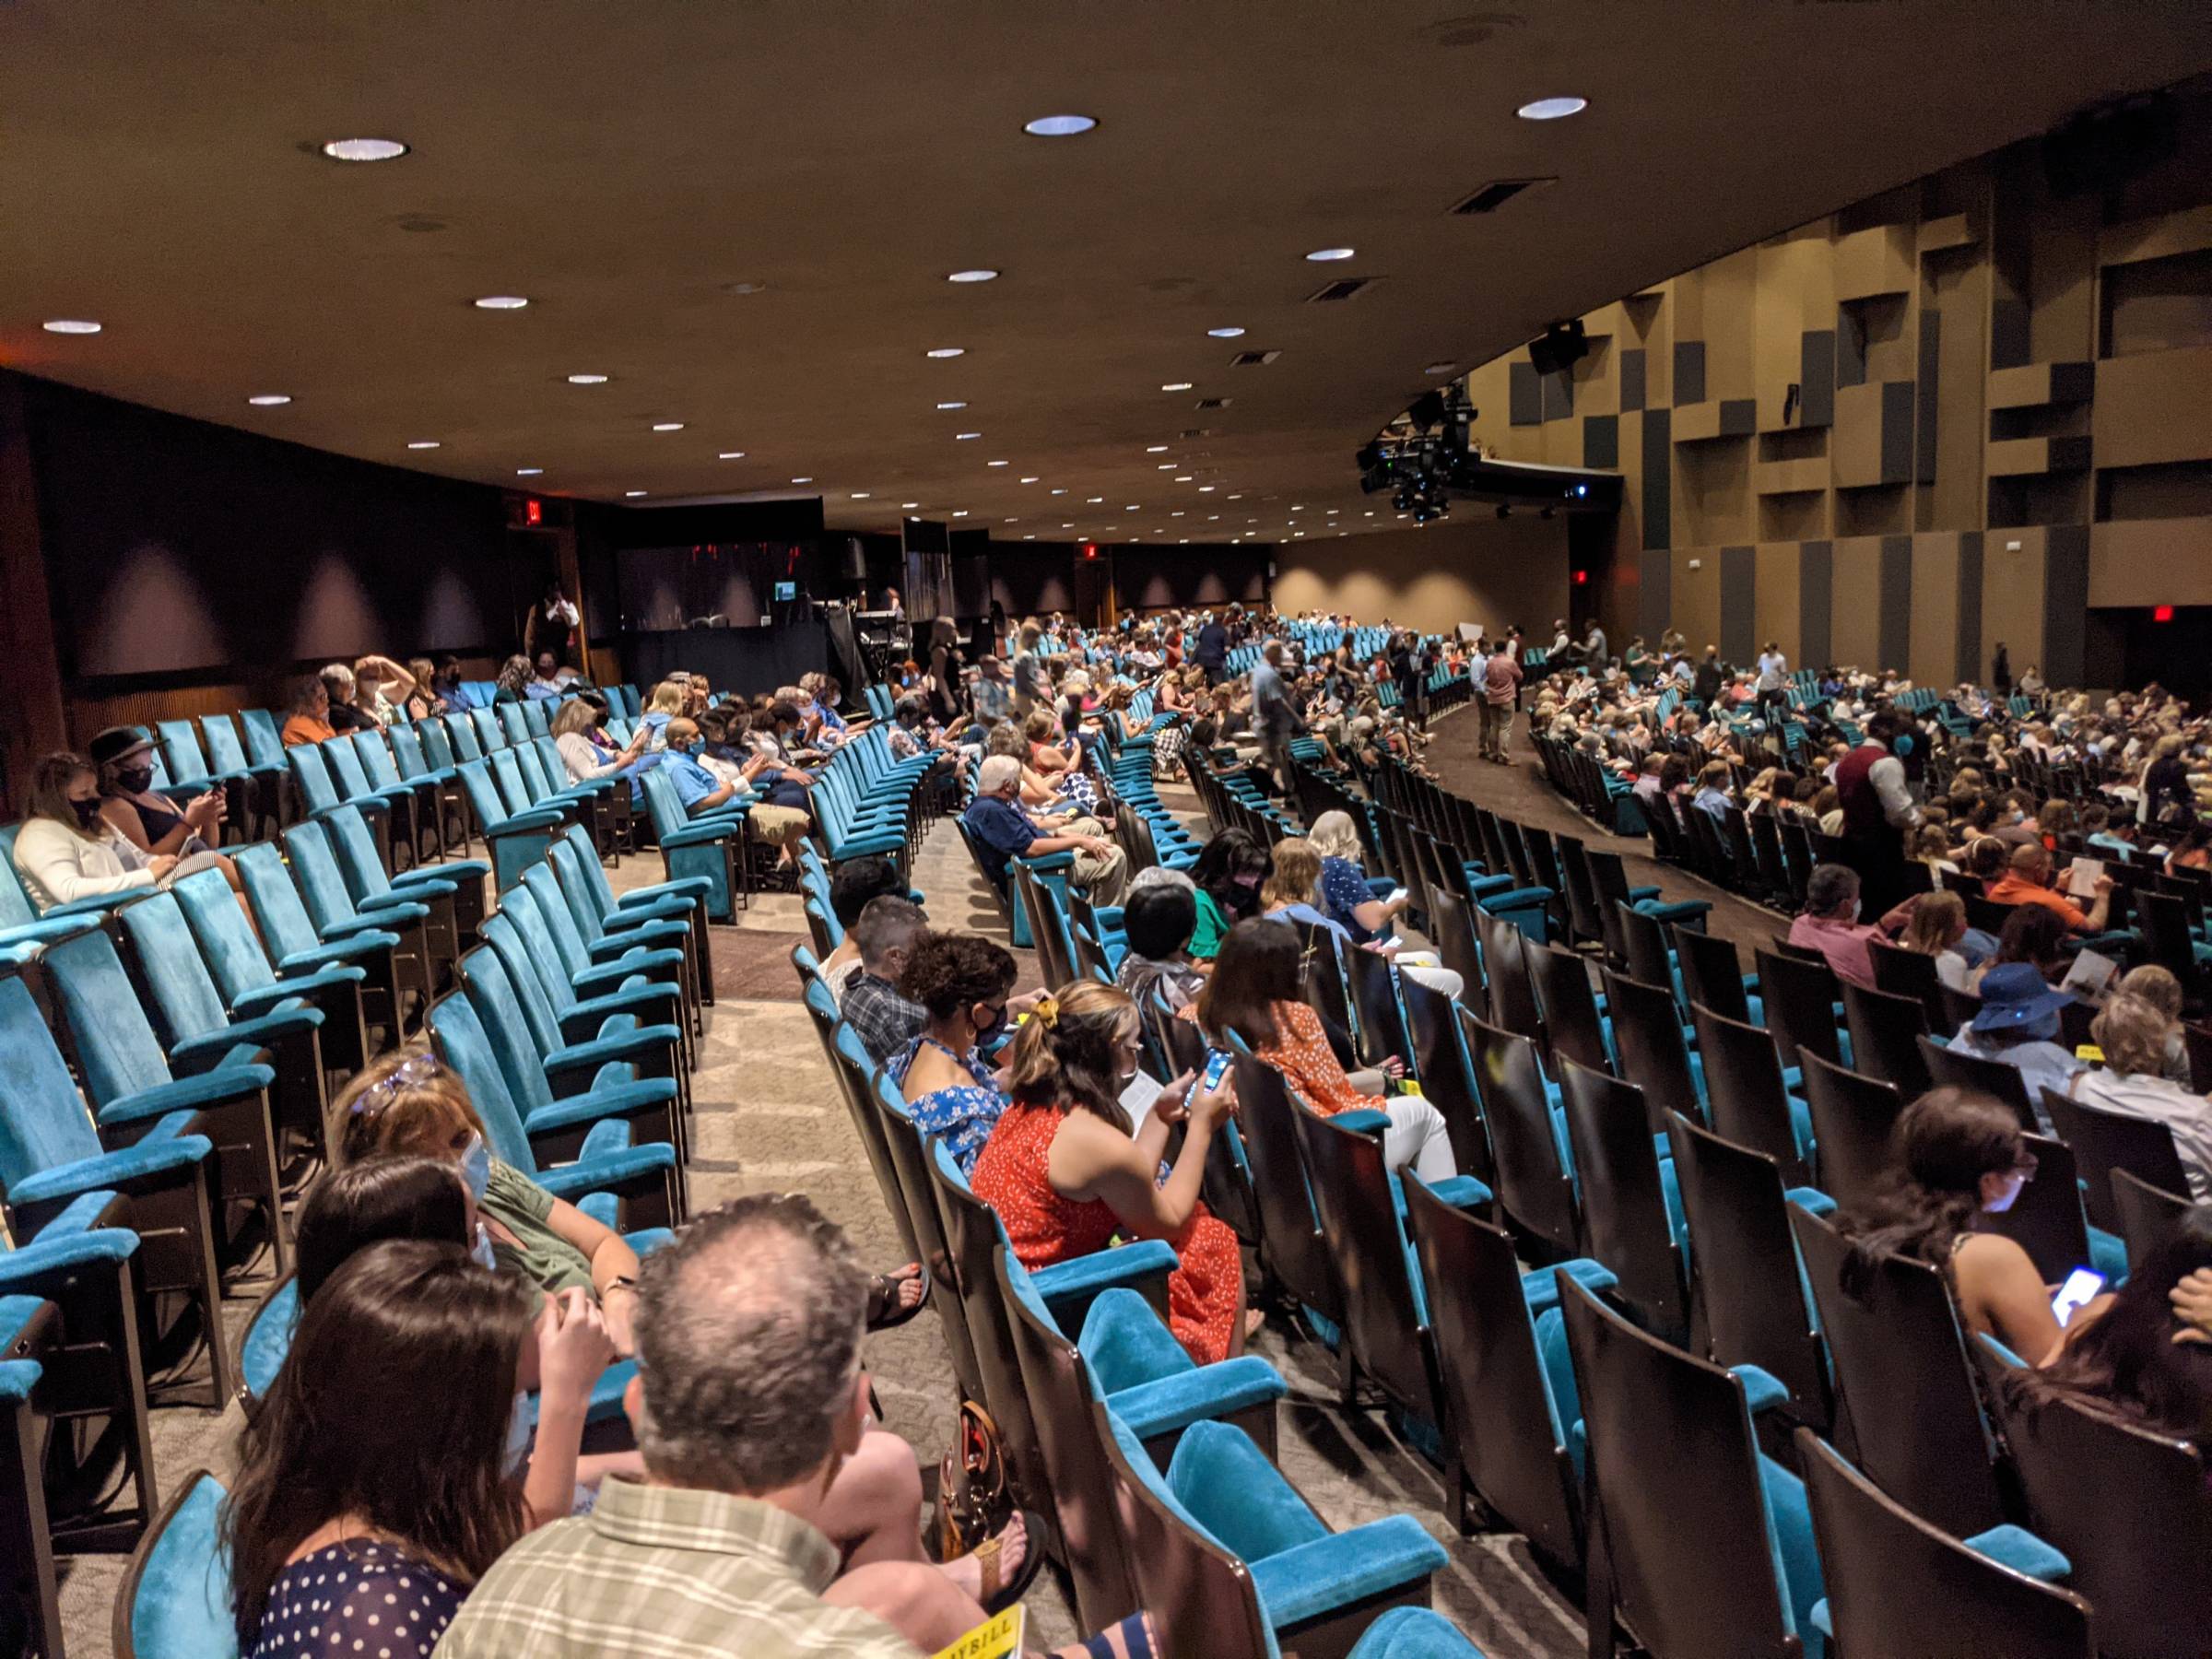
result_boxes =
[1354,381,1624,523]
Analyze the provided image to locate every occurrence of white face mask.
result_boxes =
[501,1390,533,1477]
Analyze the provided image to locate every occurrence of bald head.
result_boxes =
[2010,841,2052,880]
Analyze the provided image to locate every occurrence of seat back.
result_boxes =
[1794,1051,1902,1210]
[116,1469,236,1659]
[1786,1203,2006,1537]
[1795,1429,2093,1659]
[1868,940,1949,1031]
[865,1070,989,1406]
[1556,1272,1806,1658]
[41,926,179,1102]
[1462,1009,1581,1259]
[1402,1182,1583,1570]
[1558,1060,1688,1345]
[1347,946,1413,1074]
[2111,1167,2191,1270]
[322,804,397,902]
[424,992,544,1176]
[1228,1054,1342,1324]
[117,890,240,1047]
[229,844,322,960]
[1918,1037,2040,1133]
[1674,926,1753,1025]
[170,868,281,1004]
[1600,969,1699,1138]
[1424,885,1483,998]
[0,975,102,1189]
[199,715,254,780]
[1397,975,1493,1185]
[278,821,362,932]
[1617,905,1676,995]
[284,741,343,816]
[1663,1110,1829,1423]
[1753,948,1842,1071]
[1528,945,1609,1076]
[237,710,286,770]
[1840,981,1932,1098]
[1473,905,1541,1038]
[799,984,918,1262]
[319,735,379,806]
[1987,1373,2212,1659]
[470,706,505,754]
[155,720,214,788]
[2041,1088,2191,1235]
[1690,1002,1810,1181]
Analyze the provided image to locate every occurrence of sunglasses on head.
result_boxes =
[349,1053,446,1118]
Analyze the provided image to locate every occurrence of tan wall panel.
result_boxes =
[1927,241,1991,533]
[1753,542,1803,661]
[1982,529,2048,684]
[1830,536,1885,669]
[1701,248,1760,401]
[2088,516,2212,606]
[1670,547,1722,653]
[2029,194,2100,365]
[1909,534,1962,689]
[1271,516,1569,640]
[2091,347,2212,468]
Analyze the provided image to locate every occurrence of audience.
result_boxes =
[551,696,648,783]
[1896,888,1973,991]
[1784,864,1916,990]
[959,752,1130,908]
[13,750,178,910]
[888,929,1021,1175]
[1187,826,1267,959]
[814,854,911,998]
[2069,993,2212,1199]
[1945,962,2084,1128]
[840,897,931,1065]
[1114,875,1209,1012]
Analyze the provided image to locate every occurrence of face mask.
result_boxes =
[459,1132,491,1203]
[472,1221,498,1270]
[972,1004,1007,1045]
[70,796,104,830]
[686,738,706,757]
[1891,734,1913,758]
[501,1389,533,1478]
[118,764,154,794]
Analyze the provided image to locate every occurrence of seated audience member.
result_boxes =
[404,656,448,722]
[972,982,1247,1363]
[1833,1088,2065,1364]
[1309,808,1401,942]
[432,656,478,712]
[959,753,1130,908]
[2114,963,2194,1081]
[222,1241,532,1657]
[317,662,377,733]
[2070,994,2212,1200]
[638,679,687,751]
[279,673,337,747]
[1691,760,1735,820]
[839,898,931,1065]
[1972,902,2072,994]
[550,696,649,782]
[1898,888,1975,992]
[291,1153,470,1302]
[492,653,535,705]
[1947,962,2085,1129]
[889,930,1022,1176]
[527,651,575,700]
[658,717,749,818]
[1260,836,1465,998]
[12,751,175,911]
[814,855,910,998]
[1785,864,1915,990]
[740,706,819,870]
[1987,841,2113,935]
[1199,919,1456,1183]
[1187,825,1268,959]
[353,653,418,726]
[1115,877,1208,1012]
[440,1197,1119,1658]
[90,724,227,858]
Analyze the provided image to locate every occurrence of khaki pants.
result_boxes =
[1479,699,1514,758]
[1058,814,1130,908]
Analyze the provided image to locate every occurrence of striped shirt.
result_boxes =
[434,1476,919,1657]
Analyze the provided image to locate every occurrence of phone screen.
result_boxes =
[2051,1267,2106,1327]
[1202,1049,1233,1093]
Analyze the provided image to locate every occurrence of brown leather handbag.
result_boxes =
[935,1400,1013,1559]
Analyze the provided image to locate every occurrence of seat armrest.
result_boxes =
[98,1063,276,1125]
[1033,1239,1179,1331]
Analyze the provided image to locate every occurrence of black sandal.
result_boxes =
[865,1265,929,1332]
[971,1509,1049,1615]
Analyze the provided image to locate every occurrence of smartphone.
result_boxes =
[2051,1267,2106,1327]
[1201,1048,1233,1093]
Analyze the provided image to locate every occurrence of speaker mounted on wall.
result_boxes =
[1527,319,1589,379]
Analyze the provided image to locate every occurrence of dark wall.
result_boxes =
[985,540,1269,619]
[576,496,829,639]
[20,372,520,684]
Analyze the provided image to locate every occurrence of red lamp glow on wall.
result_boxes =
[2155,605,2175,622]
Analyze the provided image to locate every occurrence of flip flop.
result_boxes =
[971,1509,1048,1615]
[865,1265,930,1333]
[1073,1611,1159,1659]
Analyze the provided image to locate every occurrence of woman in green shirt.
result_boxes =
[1188,829,1267,960]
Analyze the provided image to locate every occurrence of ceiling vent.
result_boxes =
[1451,177,1554,215]
[1194,396,1232,410]
[1229,349,1281,367]
[1306,276,1372,303]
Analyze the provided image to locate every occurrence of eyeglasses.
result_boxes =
[349,1053,445,1117]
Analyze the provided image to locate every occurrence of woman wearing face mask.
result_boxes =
[889,932,1027,1178]
[11,751,177,912]
[88,725,233,866]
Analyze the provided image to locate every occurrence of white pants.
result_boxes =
[1339,1083,1459,1183]
[1394,955,1465,1001]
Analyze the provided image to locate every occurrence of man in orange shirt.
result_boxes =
[1986,841,2113,935]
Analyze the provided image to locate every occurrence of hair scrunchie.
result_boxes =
[1033,996,1060,1029]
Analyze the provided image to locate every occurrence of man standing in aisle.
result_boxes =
[1250,640,1307,797]
[1755,641,1790,724]
[1480,641,1523,764]
[1832,709,1921,913]
[1194,610,1230,686]
[1583,618,1608,673]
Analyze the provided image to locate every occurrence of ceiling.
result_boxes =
[6,3,2210,555]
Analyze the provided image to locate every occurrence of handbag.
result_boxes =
[935,1400,1013,1560]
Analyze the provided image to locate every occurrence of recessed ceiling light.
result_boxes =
[1051,488,1068,495]
[567,373,609,385]
[652,422,685,432]
[1157,464,1176,471]
[1228,493,1242,500]
[956,431,982,441]
[1424,361,1458,375]
[1305,247,1356,262]
[1061,522,1074,528]
[1087,496,1104,503]
[1292,505,1304,511]
[1023,113,1098,137]
[987,460,1009,467]
[718,451,746,460]
[1365,510,1375,516]
[901,501,920,509]
[1171,511,1185,518]
[1161,382,1194,392]
[722,280,768,296]
[517,467,543,477]
[936,401,969,411]
[1146,445,1169,453]
[952,510,969,518]
[1018,476,1040,484]
[1207,514,1220,521]
[321,137,409,162]
[925,347,966,359]
[792,477,813,484]
[406,440,440,450]
[246,394,292,406]
[1198,485,1216,492]
[851,491,870,499]
[1024,534,1036,541]
[626,489,648,498]
[947,269,1000,284]
[1516,95,1588,121]
[1207,326,1246,338]
[1125,504,1139,512]
[41,319,100,335]
[1326,508,1339,514]
[1174,476,1193,482]
[1180,538,1191,545]
[474,295,529,310]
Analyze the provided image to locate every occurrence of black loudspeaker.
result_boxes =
[840,535,866,582]
[2042,94,2175,200]
[1527,319,1589,379]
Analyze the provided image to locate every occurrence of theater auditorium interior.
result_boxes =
[7,6,2212,1658]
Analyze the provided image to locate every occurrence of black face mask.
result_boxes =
[973,1004,1007,1046]
[117,764,154,794]
[71,796,104,830]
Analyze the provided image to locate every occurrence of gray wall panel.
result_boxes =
[1619,348,1646,413]
[1837,306,1867,388]
[1720,399,1757,437]
[1881,380,1917,486]
[1542,368,1575,421]
[1674,340,1707,407]
[1641,542,1672,644]
[1799,330,1835,429]
[1991,297,2031,371]
[1509,360,1542,427]
[1800,540,1834,668]
[1583,414,1619,470]
[1915,310,1941,484]
[1878,535,1914,671]
[1957,531,1983,686]
[1721,544,1757,664]
[2044,524,2090,688]
[1641,408,1672,550]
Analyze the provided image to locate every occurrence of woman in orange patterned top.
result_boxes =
[1196,919,1459,1183]
[971,981,1250,1364]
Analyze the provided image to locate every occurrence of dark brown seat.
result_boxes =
[1786,1202,2007,1537]
[1615,903,1677,997]
[1663,1109,1830,1427]
[1690,1001,1814,1184]
[864,1068,989,1406]
[1869,939,1950,1032]
[804,975,919,1263]
[2041,1087,2192,1234]
[1463,1009,1582,1261]
[2111,1167,2192,1270]
[1528,944,1611,1077]
[1841,981,1933,1098]
[1424,885,1484,1001]
[1753,947,1844,1072]
[1474,904,1543,1041]
[1397,974,1496,1186]
[1552,830,1607,950]
[1401,1182,1584,1569]
[1601,967,1702,1139]
[1559,1059,1689,1345]
[1674,924,1755,1027]
[1303,929,1364,1065]
[1229,1053,1343,1326]
[1980,1132,2098,1285]
[1794,1428,2093,1659]
[1794,1051,1903,1211]
[1347,945,1414,1075]
[1919,1036,2040,1132]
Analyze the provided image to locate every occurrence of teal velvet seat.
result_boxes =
[171,868,371,1074]
[1346,1606,1491,1657]
[515,867,688,1015]
[638,767,747,922]
[479,902,691,1113]
[456,757,567,890]
[322,801,488,938]
[119,1470,235,1659]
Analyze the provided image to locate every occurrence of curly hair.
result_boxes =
[897,931,1017,1019]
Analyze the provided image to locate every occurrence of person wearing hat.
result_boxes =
[1947,960,2086,1133]
[90,725,224,862]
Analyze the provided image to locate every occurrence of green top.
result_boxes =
[1189,888,1230,960]
[483,1158,594,1311]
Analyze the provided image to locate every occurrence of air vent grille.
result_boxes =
[1451,177,1555,215]
[1306,277,1371,302]
[1229,349,1281,367]
[1194,396,1231,410]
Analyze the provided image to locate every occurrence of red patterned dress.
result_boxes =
[971,1100,1243,1365]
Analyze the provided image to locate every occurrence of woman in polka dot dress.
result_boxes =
[971,982,1250,1364]
[223,1241,533,1657]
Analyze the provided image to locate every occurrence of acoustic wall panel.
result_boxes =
[1641,531,1672,644]
[1798,331,1835,429]
[1878,535,1913,671]
[1583,414,1619,470]
[1836,306,1867,389]
[1956,532,1983,686]
[1800,540,1834,667]
[1510,361,1543,427]
[1882,379,1918,488]
[2044,524,2090,688]
[1641,408,1672,550]
[1674,341,1707,407]
[1542,368,1575,421]
[1916,310,1941,484]
[1991,296,2032,371]
[1720,544,1757,663]
[1619,348,1646,413]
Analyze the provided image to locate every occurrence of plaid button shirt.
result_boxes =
[435,1475,920,1658]
[841,971,928,1065]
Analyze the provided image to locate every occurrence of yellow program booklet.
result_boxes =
[931,1605,1025,1659]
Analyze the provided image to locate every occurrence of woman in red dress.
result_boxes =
[971,981,1247,1364]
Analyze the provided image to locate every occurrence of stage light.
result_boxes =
[42,319,100,334]
[1024,114,1097,136]
[947,269,1000,283]
[1516,96,1587,121]
[474,295,528,310]
[322,137,409,161]
[1305,247,1356,262]
[247,394,292,406]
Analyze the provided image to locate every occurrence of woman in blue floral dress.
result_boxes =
[890,930,1023,1177]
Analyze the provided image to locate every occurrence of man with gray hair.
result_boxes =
[959,752,1129,906]
[840,896,929,1063]
[439,1195,997,1655]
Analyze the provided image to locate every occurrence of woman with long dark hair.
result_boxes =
[1187,827,1267,960]
[1832,1088,2065,1363]
[223,1241,530,1656]
[971,981,1247,1362]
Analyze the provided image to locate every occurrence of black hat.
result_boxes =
[88,726,156,770]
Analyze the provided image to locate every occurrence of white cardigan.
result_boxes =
[11,817,156,912]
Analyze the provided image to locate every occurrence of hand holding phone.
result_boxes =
[1202,1048,1233,1094]
[2051,1267,2106,1327]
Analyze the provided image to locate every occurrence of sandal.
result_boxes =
[1066,1611,1159,1659]
[971,1508,1048,1615]
[865,1265,930,1332]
